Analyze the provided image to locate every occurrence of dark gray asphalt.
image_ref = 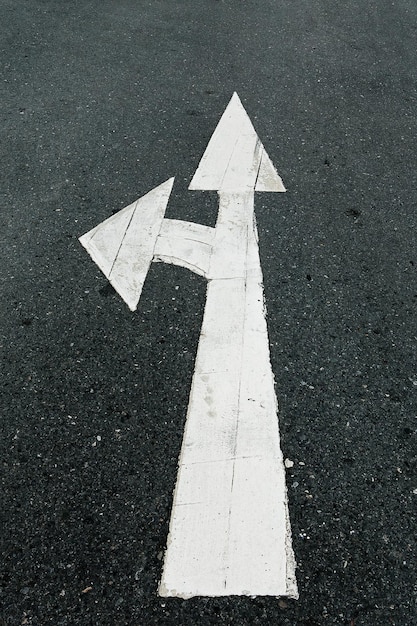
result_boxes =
[1,1,416,624]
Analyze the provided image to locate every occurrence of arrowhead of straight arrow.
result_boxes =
[189,93,285,193]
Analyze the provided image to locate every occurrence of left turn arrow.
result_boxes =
[79,178,175,311]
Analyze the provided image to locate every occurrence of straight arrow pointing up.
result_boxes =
[189,92,285,193]
[160,94,297,599]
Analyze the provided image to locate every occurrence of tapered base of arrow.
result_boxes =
[159,193,297,599]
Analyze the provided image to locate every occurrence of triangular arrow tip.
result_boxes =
[189,93,285,192]
[79,178,174,311]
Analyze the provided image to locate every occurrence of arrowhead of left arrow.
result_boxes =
[79,178,174,311]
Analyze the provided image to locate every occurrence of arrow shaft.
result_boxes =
[160,193,297,598]
[207,191,254,280]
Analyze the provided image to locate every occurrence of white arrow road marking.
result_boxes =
[154,219,215,278]
[79,93,297,599]
[79,178,174,311]
[160,94,296,598]
[159,191,297,599]
[189,92,285,193]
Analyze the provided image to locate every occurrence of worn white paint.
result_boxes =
[79,92,297,600]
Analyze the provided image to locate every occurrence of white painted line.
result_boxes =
[79,93,296,600]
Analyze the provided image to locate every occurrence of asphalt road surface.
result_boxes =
[1,1,416,624]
